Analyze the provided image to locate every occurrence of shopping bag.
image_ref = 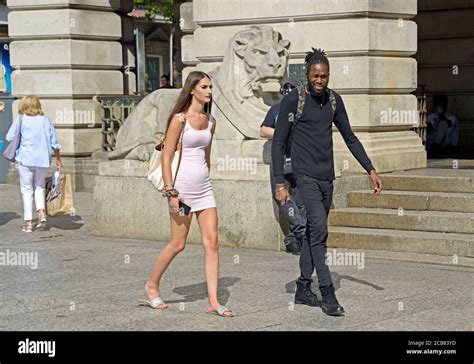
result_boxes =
[45,173,74,216]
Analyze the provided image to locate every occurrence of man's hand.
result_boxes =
[275,182,291,206]
[370,169,382,195]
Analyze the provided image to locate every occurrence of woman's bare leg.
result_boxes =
[196,208,232,316]
[145,212,193,308]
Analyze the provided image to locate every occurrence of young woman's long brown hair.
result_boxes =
[165,71,213,132]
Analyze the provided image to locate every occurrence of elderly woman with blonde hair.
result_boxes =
[5,95,62,233]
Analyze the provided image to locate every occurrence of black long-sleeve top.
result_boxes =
[272,88,374,183]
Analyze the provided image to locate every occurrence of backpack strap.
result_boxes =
[286,86,305,159]
[294,85,306,125]
[295,86,337,121]
[327,88,337,117]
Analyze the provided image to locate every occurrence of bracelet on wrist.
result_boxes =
[162,188,179,198]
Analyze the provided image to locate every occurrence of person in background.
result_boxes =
[5,95,62,233]
[160,74,173,89]
[426,94,459,157]
[260,79,307,255]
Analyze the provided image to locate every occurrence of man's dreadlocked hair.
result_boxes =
[304,47,329,74]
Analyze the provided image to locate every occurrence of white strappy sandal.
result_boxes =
[206,305,233,317]
[21,222,33,233]
[36,217,47,229]
[138,297,169,309]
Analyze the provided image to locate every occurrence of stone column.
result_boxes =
[182,0,426,177]
[7,0,132,190]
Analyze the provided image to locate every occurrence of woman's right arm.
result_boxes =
[161,114,184,186]
[161,114,184,213]
[5,117,19,142]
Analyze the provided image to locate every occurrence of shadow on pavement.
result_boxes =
[168,276,241,305]
[0,212,21,226]
[285,272,384,294]
[42,215,84,231]
[338,274,384,291]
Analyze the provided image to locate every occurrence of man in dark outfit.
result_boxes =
[261,80,306,255]
[272,48,383,316]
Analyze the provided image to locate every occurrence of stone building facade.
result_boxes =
[5,0,474,191]
[6,0,133,189]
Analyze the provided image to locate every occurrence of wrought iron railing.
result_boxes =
[414,86,427,145]
[415,94,427,145]
[93,95,143,151]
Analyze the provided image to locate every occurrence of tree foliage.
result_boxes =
[133,0,174,22]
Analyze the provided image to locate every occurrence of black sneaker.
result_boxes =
[285,241,301,255]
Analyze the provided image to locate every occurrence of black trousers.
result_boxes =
[295,174,334,292]
[269,162,306,245]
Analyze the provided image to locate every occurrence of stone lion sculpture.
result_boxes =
[109,25,290,161]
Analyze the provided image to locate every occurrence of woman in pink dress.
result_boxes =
[141,71,233,317]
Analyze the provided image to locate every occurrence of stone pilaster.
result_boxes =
[7,0,133,190]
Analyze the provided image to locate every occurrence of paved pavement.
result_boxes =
[0,184,473,331]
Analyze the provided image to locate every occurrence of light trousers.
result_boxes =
[18,164,49,221]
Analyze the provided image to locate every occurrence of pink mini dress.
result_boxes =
[172,113,216,213]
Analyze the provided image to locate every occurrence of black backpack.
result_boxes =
[294,84,337,124]
[286,85,337,157]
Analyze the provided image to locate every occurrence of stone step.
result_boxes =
[348,190,474,213]
[347,248,474,269]
[381,173,474,193]
[329,207,474,234]
[328,226,474,257]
